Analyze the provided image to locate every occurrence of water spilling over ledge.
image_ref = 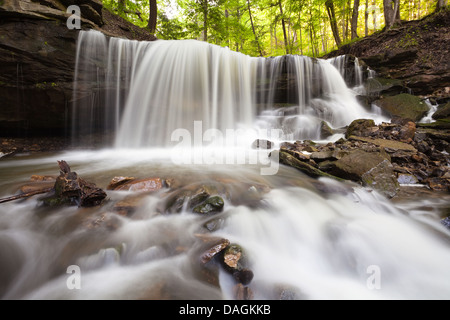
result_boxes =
[71,30,385,148]
[1,30,449,301]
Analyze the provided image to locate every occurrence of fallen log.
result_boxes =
[0,187,53,204]
[0,160,107,207]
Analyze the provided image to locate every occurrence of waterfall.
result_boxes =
[72,30,381,148]
[1,31,449,301]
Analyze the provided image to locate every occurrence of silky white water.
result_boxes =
[1,31,448,300]
[0,151,449,300]
[71,30,386,148]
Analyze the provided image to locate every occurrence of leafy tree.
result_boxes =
[102,0,443,57]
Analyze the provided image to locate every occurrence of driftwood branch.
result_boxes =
[1,160,107,207]
[0,187,53,204]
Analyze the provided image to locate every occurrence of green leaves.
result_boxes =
[102,0,439,57]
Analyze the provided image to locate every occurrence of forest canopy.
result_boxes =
[102,0,448,57]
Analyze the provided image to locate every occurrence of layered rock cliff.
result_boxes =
[0,0,153,137]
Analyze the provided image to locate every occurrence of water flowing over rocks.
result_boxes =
[323,9,450,98]
[1,2,450,301]
[0,0,154,137]
[278,115,450,195]
[373,94,430,122]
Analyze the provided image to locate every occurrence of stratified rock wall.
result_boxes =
[323,9,450,98]
[0,0,153,137]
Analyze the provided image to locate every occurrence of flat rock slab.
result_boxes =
[348,136,418,152]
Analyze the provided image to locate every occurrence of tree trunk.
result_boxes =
[325,0,342,47]
[298,12,303,55]
[343,0,351,42]
[436,0,447,11]
[202,0,208,41]
[351,0,360,39]
[147,0,158,35]
[247,0,263,56]
[278,0,289,54]
[118,0,126,13]
[384,0,400,29]
[365,0,369,36]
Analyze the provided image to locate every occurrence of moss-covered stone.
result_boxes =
[374,93,430,121]
[279,150,345,182]
[432,102,450,120]
[193,196,225,214]
[417,118,450,130]
[345,119,376,138]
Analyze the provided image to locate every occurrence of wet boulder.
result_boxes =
[345,119,377,138]
[361,160,400,198]
[373,93,430,122]
[112,178,164,193]
[432,102,450,120]
[112,194,149,216]
[163,184,218,214]
[320,121,336,139]
[329,150,400,197]
[41,161,107,207]
[222,244,247,272]
[199,237,230,264]
[193,196,225,214]
[106,176,136,190]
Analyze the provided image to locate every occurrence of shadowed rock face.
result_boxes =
[322,9,450,98]
[0,0,153,138]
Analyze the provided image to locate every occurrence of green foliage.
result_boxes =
[102,0,439,57]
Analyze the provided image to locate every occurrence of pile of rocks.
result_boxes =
[278,116,450,198]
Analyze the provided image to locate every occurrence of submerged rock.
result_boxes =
[163,184,218,214]
[193,196,225,214]
[233,283,254,300]
[112,194,148,216]
[233,268,254,286]
[111,177,164,193]
[106,176,136,190]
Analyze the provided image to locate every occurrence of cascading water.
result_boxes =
[1,30,449,301]
[71,30,385,147]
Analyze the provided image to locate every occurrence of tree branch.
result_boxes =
[0,187,53,204]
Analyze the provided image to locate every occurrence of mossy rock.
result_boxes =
[432,102,450,120]
[418,118,450,130]
[193,196,225,214]
[374,93,430,121]
[345,119,376,138]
